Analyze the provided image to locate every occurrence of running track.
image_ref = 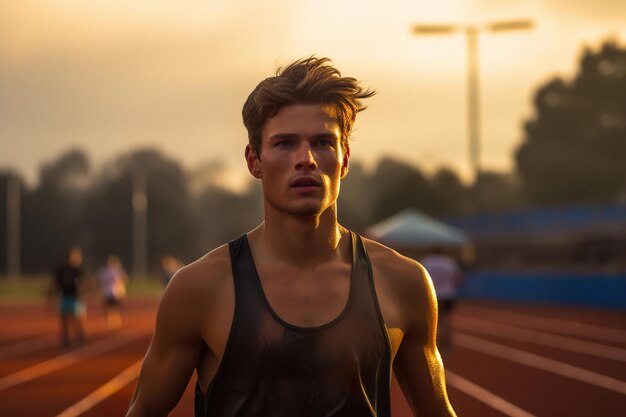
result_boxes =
[1,297,624,416]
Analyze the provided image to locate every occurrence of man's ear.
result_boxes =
[245,144,262,179]
[340,145,350,179]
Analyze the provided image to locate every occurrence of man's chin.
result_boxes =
[284,201,327,217]
[289,206,322,217]
[268,199,331,217]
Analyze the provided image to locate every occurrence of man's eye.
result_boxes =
[316,140,332,147]
[276,140,292,147]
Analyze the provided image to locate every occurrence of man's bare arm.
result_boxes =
[393,262,457,417]
[126,270,205,417]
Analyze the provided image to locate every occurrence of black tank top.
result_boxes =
[195,232,392,417]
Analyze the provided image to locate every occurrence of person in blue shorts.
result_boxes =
[51,246,87,348]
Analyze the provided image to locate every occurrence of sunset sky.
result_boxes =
[1,0,625,189]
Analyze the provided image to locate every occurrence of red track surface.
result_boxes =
[1,297,624,416]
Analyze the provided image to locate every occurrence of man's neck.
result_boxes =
[251,205,349,267]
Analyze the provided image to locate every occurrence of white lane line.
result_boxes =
[54,359,142,417]
[454,333,626,395]
[446,370,537,417]
[458,307,626,343]
[0,324,149,392]
[454,316,626,362]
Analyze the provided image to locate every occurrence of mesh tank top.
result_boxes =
[195,231,392,417]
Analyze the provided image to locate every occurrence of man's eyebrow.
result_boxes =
[311,133,339,140]
[269,133,298,140]
[269,132,339,140]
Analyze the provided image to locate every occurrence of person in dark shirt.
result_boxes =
[52,246,86,348]
[127,57,457,417]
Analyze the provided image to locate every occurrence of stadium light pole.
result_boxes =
[132,169,148,279]
[411,19,533,195]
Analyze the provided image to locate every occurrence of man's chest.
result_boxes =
[200,258,408,365]
[255,262,352,328]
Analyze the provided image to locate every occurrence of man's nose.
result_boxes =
[294,144,317,170]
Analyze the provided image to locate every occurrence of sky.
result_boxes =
[1,0,625,189]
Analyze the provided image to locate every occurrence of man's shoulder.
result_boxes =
[363,238,432,305]
[361,236,428,282]
[360,236,436,332]
[165,243,233,302]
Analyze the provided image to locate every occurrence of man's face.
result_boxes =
[246,103,349,217]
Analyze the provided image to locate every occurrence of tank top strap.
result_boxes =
[228,234,264,307]
[350,232,387,325]
[351,231,368,289]
[228,233,251,276]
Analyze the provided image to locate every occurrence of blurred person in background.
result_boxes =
[49,246,87,348]
[421,246,464,356]
[127,57,456,417]
[160,255,182,288]
[97,255,128,329]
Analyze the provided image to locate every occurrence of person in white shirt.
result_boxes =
[97,255,128,329]
[421,247,463,355]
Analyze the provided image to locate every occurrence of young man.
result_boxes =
[127,57,457,417]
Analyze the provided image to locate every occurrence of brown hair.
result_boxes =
[242,56,375,156]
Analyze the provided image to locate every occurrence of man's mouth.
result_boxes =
[290,177,321,188]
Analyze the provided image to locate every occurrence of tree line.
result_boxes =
[1,39,624,275]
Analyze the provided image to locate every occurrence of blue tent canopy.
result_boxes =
[365,208,470,247]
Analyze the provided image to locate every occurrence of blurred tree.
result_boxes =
[22,149,91,272]
[0,173,6,274]
[429,167,471,216]
[370,157,433,223]
[475,171,527,213]
[39,150,91,191]
[338,162,374,232]
[340,159,479,228]
[192,181,263,255]
[0,171,26,275]
[83,148,199,274]
[82,162,133,272]
[516,39,626,205]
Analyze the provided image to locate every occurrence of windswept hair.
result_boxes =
[242,56,375,156]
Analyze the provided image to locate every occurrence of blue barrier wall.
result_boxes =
[459,272,626,309]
